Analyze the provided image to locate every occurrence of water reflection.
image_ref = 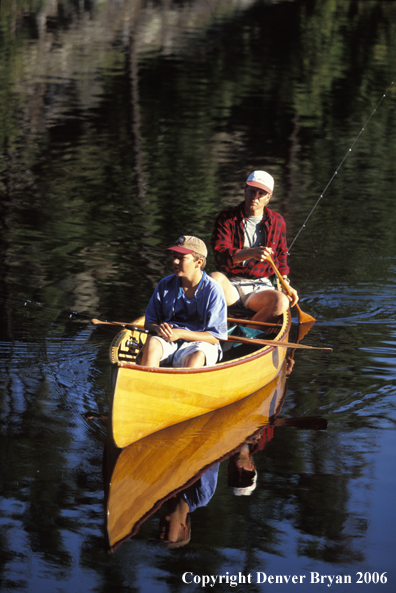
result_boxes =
[104,367,287,550]
[104,362,330,552]
[2,0,395,321]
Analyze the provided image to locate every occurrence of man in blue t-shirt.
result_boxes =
[159,463,220,548]
[141,236,228,368]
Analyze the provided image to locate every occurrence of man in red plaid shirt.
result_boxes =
[210,171,298,324]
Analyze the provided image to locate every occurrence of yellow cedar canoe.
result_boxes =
[109,310,291,448]
[105,365,287,550]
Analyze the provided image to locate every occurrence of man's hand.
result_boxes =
[251,245,273,262]
[282,282,299,307]
[146,322,218,345]
[155,322,175,341]
[153,323,186,342]
[232,245,273,264]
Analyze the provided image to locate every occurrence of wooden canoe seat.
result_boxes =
[227,305,255,319]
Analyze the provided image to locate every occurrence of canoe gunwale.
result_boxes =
[119,343,273,374]
[110,309,292,447]
[113,308,292,375]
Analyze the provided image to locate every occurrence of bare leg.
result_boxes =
[184,350,206,368]
[210,272,239,306]
[248,290,289,328]
[159,495,190,544]
[140,336,163,367]
[211,270,289,325]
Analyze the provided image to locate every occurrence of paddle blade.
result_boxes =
[295,304,316,324]
[296,319,316,342]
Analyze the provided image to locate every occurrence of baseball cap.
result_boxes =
[231,470,257,496]
[246,171,274,194]
[166,236,208,258]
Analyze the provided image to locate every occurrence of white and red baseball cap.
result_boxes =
[246,170,274,194]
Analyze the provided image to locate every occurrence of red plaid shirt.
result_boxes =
[210,202,290,279]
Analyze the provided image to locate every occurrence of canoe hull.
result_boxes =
[110,311,291,448]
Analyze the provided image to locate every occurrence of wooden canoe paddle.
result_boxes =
[227,317,282,328]
[266,254,316,324]
[273,416,327,430]
[91,319,332,352]
[91,319,148,332]
[226,334,332,352]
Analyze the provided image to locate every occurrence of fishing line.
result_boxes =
[0,292,123,339]
[288,80,395,253]
[5,295,84,318]
[2,83,394,314]
[0,292,93,321]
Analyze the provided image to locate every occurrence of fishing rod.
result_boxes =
[288,79,395,253]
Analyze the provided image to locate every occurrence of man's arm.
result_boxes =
[278,276,299,307]
[232,245,273,264]
[269,214,289,276]
[210,208,241,272]
[145,321,219,345]
[232,244,298,304]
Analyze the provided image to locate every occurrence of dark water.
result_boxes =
[1,0,396,591]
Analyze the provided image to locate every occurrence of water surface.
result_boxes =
[0,0,396,591]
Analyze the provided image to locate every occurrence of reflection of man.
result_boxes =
[227,445,257,496]
[210,171,298,325]
[158,495,191,549]
[159,464,219,548]
[228,426,274,496]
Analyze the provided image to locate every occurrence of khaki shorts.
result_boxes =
[152,337,222,367]
[229,276,275,309]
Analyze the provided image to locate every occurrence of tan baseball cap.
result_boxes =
[166,236,208,258]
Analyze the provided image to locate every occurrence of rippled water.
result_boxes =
[1,0,396,591]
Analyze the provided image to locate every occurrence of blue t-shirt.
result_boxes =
[145,272,228,340]
[183,463,220,512]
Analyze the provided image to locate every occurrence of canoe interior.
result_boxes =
[109,310,291,448]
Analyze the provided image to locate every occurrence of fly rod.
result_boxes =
[288,80,395,253]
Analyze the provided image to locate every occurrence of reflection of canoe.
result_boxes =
[109,311,291,448]
[105,364,287,551]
